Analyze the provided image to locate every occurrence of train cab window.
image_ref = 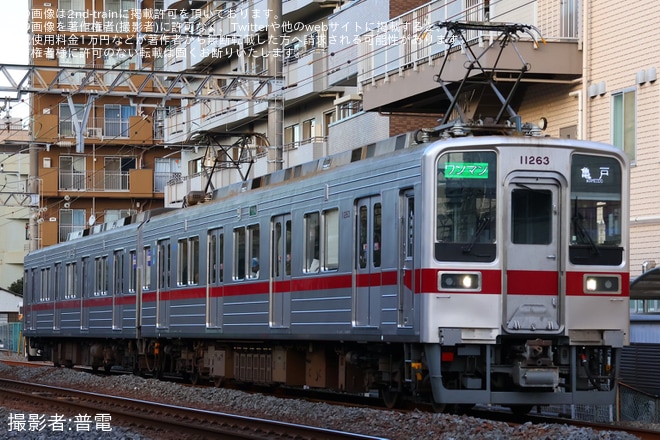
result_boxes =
[436,151,497,262]
[569,154,623,265]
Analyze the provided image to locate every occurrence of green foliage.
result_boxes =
[7,278,23,296]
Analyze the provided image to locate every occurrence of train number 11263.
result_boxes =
[520,155,550,165]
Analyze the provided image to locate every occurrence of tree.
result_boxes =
[7,278,23,297]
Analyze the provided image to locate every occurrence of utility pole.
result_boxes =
[267,0,283,173]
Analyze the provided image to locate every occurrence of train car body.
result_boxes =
[23,132,630,410]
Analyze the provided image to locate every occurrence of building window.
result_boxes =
[104,157,135,190]
[57,49,86,83]
[188,157,203,175]
[104,104,136,137]
[337,100,363,121]
[302,118,316,143]
[105,0,133,15]
[154,157,181,192]
[284,124,300,148]
[104,209,135,223]
[612,89,636,162]
[284,39,301,62]
[59,0,86,31]
[59,103,85,137]
[59,156,86,191]
[59,208,86,242]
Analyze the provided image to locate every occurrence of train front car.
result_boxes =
[419,136,629,410]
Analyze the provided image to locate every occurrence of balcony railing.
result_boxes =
[59,170,129,192]
[356,0,581,86]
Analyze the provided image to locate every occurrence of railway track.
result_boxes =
[0,378,385,440]
[2,357,658,439]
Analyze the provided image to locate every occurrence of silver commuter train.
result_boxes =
[23,131,630,411]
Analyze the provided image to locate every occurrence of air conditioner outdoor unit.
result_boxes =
[86,127,102,138]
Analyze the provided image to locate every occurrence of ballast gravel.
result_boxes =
[0,353,641,440]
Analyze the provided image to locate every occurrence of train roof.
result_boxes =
[32,130,626,253]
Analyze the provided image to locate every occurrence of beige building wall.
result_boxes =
[587,0,660,276]
[517,83,580,138]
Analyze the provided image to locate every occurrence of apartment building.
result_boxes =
[27,0,182,248]
[0,121,32,289]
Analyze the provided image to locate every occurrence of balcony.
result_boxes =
[57,116,158,144]
[356,0,582,114]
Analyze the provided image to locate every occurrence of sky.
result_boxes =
[0,3,30,119]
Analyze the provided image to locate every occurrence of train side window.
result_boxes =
[95,256,109,296]
[190,236,200,285]
[114,250,124,295]
[81,257,90,297]
[219,233,224,282]
[234,227,246,280]
[40,268,50,301]
[304,212,320,273]
[128,251,137,294]
[178,238,188,286]
[208,233,217,284]
[373,203,381,268]
[53,262,62,301]
[208,231,225,283]
[248,225,260,279]
[65,262,77,299]
[158,240,171,290]
[143,246,152,290]
[323,209,339,271]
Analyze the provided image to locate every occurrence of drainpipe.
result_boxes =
[580,0,589,140]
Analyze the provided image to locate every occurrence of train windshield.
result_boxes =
[569,154,623,265]
[436,151,497,262]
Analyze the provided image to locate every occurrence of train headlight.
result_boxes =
[583,274,621,294]
[439,272,481,291]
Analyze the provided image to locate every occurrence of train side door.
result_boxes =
[505,177,561,333]
[271,215,292,328]
[156,239,170,329]
[206,228,224,329]
[354,196,382,327]
[398,191,415,328]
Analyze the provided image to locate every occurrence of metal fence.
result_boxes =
[619,383,660,423]
[0,322,22,354]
